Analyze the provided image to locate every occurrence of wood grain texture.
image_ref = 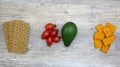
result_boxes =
[0,0,120,67]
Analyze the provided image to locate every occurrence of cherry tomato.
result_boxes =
[46,36,53,46]
[45,23,55,30]
[53,36,61,43]
[41,30,50,39]
[50,29,58,37]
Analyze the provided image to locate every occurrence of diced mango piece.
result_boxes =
[101,45,110,53]
[96,23,104,33]
[102,38,110,46]
[94,32,105,40]
[102,34,115,46]
[94,39,103,48]
[106,22,117,33]
[103,27,112,37]
[109,34,116,44]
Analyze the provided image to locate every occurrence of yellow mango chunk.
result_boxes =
[94,39,103,48]
[109,34,116,43]
[106,22,117,33]
[101,45,110,53]
[103,27,112,37]
[96,23,104,33]
[94,32,105,40]
[102,38,110,46]
[102,34,115,46]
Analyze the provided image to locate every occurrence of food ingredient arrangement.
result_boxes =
[2,20,117,54]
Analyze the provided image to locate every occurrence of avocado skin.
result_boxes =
[62,22,77,47]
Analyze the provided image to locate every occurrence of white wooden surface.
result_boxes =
[0,0,120,67]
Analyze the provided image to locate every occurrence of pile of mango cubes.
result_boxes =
[94,22,117,53]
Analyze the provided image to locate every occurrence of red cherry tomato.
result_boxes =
[50,29,58,37]
[45,23,55,30]
[53,36,61,43]
[41,30,50,39]
[47,36,53,46]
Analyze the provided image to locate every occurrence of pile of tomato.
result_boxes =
[41,23,61,46]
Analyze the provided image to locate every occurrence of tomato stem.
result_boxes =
[54,24,56,28]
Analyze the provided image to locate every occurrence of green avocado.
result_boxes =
[61,22,77,47]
